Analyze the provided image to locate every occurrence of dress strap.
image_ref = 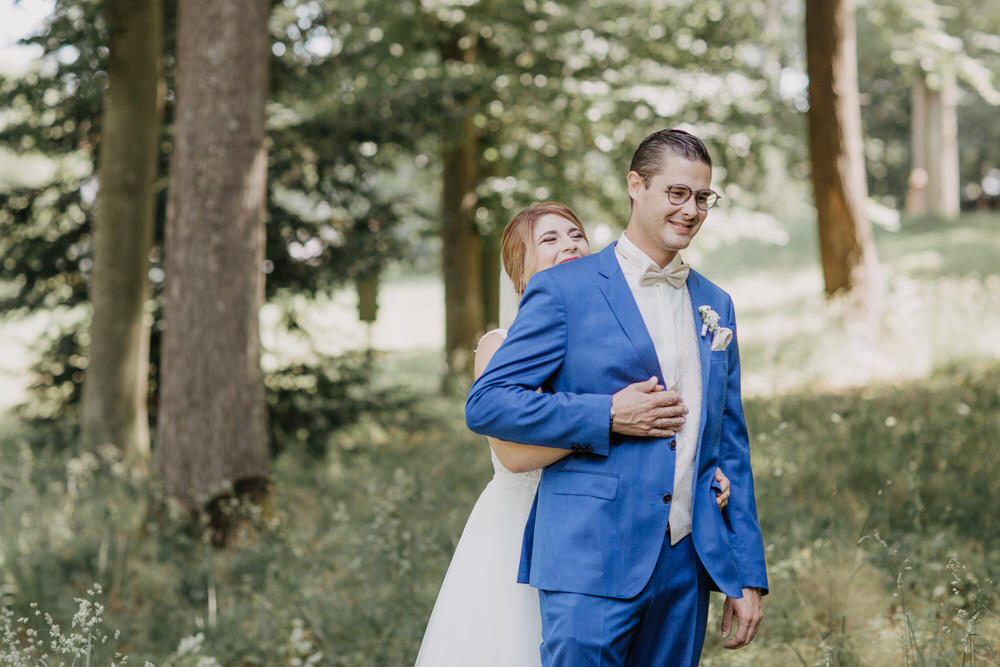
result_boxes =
[477,327,508,350]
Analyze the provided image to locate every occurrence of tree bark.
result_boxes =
[905,78,929,215]
[441,113,483,381]
[928,67,960,217]
[805,0,880,313]
[158,0,270,520]
[81,0,163,467]
[906,69,960,218]
[440,40,484,383]
[481,230,500,331]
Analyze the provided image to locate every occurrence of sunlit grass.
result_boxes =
[2,359,997,664]
[703,364,1000,664]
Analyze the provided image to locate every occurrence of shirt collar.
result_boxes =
[615,232,685,274]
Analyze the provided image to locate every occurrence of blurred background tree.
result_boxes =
[80,0,163,468]
[156,0,271,538]
[805,0,881,319]
[857,0,1000,211]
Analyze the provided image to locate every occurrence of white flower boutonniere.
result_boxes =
[698,306,720,338]
[698,305,733,351]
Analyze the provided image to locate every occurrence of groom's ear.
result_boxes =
[626,171,646,200]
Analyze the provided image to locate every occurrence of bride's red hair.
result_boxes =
[501,202,587,296]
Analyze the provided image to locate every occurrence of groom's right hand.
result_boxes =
[611,377,687,438]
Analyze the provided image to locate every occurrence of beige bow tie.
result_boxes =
[638,262,689,288]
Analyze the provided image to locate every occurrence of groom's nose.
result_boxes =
[680,195,700,219]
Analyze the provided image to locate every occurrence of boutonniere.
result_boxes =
[698,306,719,338]
[698,305,733,351]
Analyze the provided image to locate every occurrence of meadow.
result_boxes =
[1,211,999,665]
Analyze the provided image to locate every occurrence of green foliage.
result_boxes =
[0,184,93,314]
[0,1,107,317]
[265,350,419,459]
[0,0,420,440]
[15,306,408,459]
[0,0,410,307]
[22,323,85,421]
[265,0,814,241]
[3,0,999,308]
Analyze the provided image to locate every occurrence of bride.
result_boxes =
[415,202,731,666]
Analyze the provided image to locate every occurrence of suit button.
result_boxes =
[669,440,677,451]
[662,494,672,503]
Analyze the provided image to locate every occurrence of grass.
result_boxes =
[710,364,1000,665]
[1,361,998,665]
[1,211,999,664]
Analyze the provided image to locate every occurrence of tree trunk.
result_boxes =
[805,0,880,315]
[441,115,483,382]
[440,40,484,383]
[905,78,929,215]
[481,230,500,331]
[158,0,270,529]
[81,0,163,468]
[907,69,960,218]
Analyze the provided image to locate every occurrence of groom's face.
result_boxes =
[626,152,711,268]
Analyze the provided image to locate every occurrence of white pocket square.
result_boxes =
[711,327,732,351]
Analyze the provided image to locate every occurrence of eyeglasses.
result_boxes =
[665,184,721,211]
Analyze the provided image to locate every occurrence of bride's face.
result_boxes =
[530,214,589,278]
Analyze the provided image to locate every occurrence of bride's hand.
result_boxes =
[715,468,730,509]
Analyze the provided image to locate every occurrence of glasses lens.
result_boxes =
[666,185,692,205]
[696,190,719,210]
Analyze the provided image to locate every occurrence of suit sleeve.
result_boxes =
[719,297,769,593]
[465,270,613,456]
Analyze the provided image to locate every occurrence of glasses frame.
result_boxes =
[664,183,722,211]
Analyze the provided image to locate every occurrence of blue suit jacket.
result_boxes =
[466,243,768,599]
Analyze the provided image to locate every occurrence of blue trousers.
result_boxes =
[538,533,712,667]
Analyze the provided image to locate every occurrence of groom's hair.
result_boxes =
[502,202,587,296]
[629,128,712,186]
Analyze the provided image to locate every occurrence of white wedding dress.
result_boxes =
[415,329,544,667]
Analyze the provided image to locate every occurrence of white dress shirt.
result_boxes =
[615,233,702,544]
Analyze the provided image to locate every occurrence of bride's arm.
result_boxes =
[474,332,571,473]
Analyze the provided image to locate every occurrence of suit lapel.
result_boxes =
[686,270,714,445]
[597,244,662,382]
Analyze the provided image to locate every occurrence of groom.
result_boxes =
[466,129,767,665]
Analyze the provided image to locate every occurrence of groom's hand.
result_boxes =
[611,377,687,438]
[721,588,763,649]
